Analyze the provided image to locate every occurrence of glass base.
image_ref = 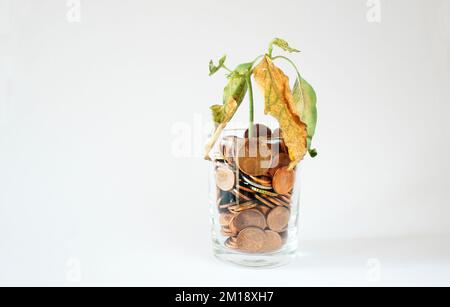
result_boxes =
[213,239,297,269]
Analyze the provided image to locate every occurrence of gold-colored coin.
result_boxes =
[237,138,272,177]
[236,227,266,253]
[215,167,236,192]
[262,230,283,253]
[231,209,267,232]
[272,166,295,195]
[267,206,290,232]
[251,187,278,197]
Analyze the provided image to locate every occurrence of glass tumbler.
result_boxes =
[209,125,301,268]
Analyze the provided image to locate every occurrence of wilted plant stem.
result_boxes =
[272,56,302,78]
[246,75,255,137]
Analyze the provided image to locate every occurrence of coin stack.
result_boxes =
[214,124,296,254]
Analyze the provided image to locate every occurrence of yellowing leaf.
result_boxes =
[205,63,253,159]
[204,98,238,160]
[253,56,308,168]
[269,38,300,54]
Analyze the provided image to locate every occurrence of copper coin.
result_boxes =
[272,129,288,153]
[262,230,283,253]
[216,167,235,191]
[236,227,266,253]
[279,231,288,243]
[228,202,257,213]
[254,194,275,209]
[237,184,256,194]
[249,175,272,187]
[221,136,245,165]
[221,227,234,237]
[231,189,251,202]
[267,206,290,232]
[268,152,291,177]
[242,175,272,191]
[272,166,295,195]
[216,196,224,206]
[279,139,288,154]
[225,237,238,249]
[266,196,287,207]
[219,202,236,210]
[237,138,272,177]
[273,196,291,208]
[244,124,272,139]
[272,128,283,139]
[231,209,267,232]
[279,195,292,204]
[219,213,235,226]
[220,136,236,165]
[222,222,238,236]
[269,152,291,170]
[256,205,272,216]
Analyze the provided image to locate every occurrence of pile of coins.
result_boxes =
[214,124,296,254]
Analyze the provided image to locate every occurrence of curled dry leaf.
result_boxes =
[253,56,308,168]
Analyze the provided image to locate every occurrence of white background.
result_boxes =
[1,0,450,286]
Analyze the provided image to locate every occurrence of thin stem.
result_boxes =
[272,55,306,105]
[268,39,276,58]
[250,55,265,71]
[271,55,302,78]
[246,74,255,137]
[222,65,233,73]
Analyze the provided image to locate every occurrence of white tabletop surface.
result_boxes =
[2,235,449,286]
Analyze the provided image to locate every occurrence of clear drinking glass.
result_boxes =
[209,126,301,268]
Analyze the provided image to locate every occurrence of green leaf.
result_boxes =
[209,55,227,76]
[210,105,224,124]
[223,63,252,103]
[269,38,300,56]
[209,62,253,125]
[205,62,253,159]
[293,77,318,157]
